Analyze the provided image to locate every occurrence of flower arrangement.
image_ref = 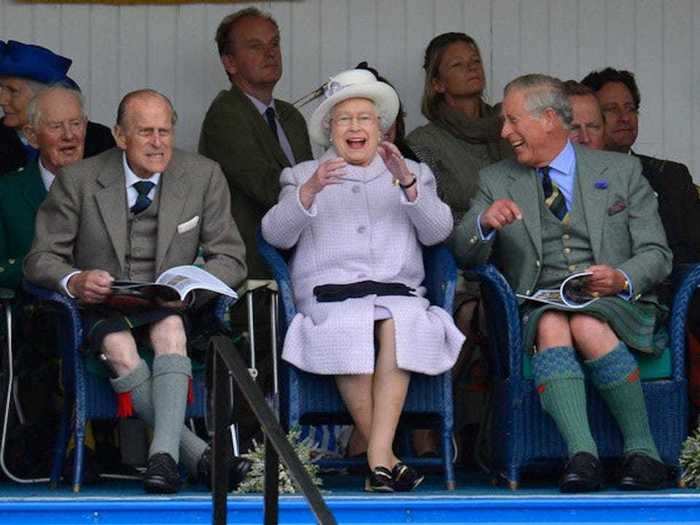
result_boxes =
[680,429,700,487]
[235,427,323,494]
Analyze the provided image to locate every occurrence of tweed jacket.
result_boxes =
[198,84,313,278]
[634,152,700,266]
[451,145,672,303]
[24,148,247,292]
[0,161,46,288]
[261,150,465,376]
[0,119,115,176]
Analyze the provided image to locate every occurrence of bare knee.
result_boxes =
[570,314,619,358]
[569,314,614,347]
[149,315,187,356]
[101,331,140,374]
[536,311,572,350]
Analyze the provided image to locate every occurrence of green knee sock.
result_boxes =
[585,342,660,460]
[533,346,598,458]
[149,354,192,463]
[111,359,207,474]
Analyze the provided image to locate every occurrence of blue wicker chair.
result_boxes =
[257,230,457,489]
[22,281,232,492]
[469,263,694,489]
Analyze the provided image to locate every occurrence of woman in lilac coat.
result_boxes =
[262,69,464,492]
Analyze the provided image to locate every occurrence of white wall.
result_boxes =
[1,0,698,179]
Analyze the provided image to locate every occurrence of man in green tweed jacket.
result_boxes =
[198,7,313,452]
[452,74,672,493]
[199,7,312,280]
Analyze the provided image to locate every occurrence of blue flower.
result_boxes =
[594,180,608,189]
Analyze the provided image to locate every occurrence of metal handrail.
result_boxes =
[208,335,336,525]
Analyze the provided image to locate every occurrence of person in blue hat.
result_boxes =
[0,40,115,176]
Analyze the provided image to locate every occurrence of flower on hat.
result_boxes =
[594,180,608,189]
[324,78,343,98]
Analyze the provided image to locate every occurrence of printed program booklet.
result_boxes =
[108,265,237,308]
[516,271,597,309]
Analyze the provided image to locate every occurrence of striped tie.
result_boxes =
[541,166,568,222]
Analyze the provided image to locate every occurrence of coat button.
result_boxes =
[357,226,366,234]
[568,264,576,272]
[562,234,570,240]
[0,267,4,273]
[352,185,360,193]
[8,258,15,264]
[535,260,541,267]
[564,247,571,254]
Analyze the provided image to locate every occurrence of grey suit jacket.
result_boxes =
[451,145,672,302]
[198,84,313,278]
[24,148,247,292]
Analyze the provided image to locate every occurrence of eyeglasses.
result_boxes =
[332,113,378,128]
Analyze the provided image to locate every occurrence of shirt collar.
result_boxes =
[548,140,576,177]
[38,159,56,192]
[245,92,277,117]
[122,152,161,188]
[16,129,30,146]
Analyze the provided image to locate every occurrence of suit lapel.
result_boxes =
[508,165,542,259]
[575,146,609,258]
[234,87,291,168]
[277,102,306,166]
[155,158,187,275]
[19,162,47,212]
[95,153,128,272]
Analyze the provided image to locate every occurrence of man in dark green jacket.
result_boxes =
[0,85,87,289]
[198,7,312,451]
[199,7,312,280]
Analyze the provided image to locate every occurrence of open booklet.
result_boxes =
[516,271,597,309]
[108,265,238,309]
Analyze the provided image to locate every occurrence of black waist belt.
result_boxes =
[313,280,416,302]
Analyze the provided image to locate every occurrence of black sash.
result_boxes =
[313,280,415,303]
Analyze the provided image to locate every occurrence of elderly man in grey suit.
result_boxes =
[452,74,672,493]
[24,89,249,494]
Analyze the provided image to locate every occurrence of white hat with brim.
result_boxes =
[309,69,400,146]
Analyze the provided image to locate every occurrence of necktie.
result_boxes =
[540,166,568,221]
[131,180,155,214]
[264,107,279,143]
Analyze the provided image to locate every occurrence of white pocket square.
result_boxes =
[177,216,200,234]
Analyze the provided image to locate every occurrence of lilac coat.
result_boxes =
[261,149,465,375]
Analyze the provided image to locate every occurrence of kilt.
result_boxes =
[521,297,668,356]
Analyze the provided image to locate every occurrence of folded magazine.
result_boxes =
[108,265,237,309]
[516,271,597,309]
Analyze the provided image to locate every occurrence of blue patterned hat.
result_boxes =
[0,40,72,84]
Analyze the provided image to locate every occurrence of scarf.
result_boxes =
[433,101,513,162]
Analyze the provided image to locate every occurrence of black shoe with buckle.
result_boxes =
[619,452,671,491]
[144,452,182,494]
[197,446,252,491]
[392,462,424,492]
[559,452,604,493]
[364,466,394,492]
